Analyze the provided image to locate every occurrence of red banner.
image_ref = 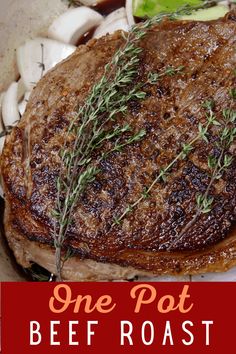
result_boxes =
[0,282,235,353]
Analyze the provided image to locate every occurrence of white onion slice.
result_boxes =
[18,91,31,117]
[48,7,103,45]
[94,8,129,38]
[2,82,20,128]
[126,0,135,27]
[17,38,76,91]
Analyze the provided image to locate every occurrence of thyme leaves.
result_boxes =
[54,21,152,280]
[54,2,234,278]
[113,101,218,226]
[113,98,235,249]
[148,66,185,85]
[167,106,236,250]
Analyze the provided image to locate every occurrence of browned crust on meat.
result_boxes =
[4,190,236,279]
[1,12,236,277]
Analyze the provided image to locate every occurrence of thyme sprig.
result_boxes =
[229,88,236,99]
[54,20,151,280]
[113,100,218,226]
[148,66,185,84]
[54,2,228,279]
[167,106,236,250]
[195,108,236,214]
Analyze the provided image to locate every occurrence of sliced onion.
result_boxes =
[48,7,103,45]
[18,92,31,117]
[17,38,76,91]
[2,82,20,128]
[94,8,129,38]
[126,0,135,27]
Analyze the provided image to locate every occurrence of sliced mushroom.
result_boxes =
[48,7,103,45]
[18,92,31,117]
[17,38,76,91]
[2,82,20,128]
[126,0,135,27]
[94,8,129,38]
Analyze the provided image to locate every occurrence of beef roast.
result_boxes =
[1,11,236,280]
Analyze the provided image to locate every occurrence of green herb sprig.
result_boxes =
[148,66,185,84]
[229,88,236,99]
[54,2,229,279]
[54,22,151,280]
[113,100,218,226]
[167,106,236,250]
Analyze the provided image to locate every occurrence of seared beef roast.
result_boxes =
[1,12,236,280]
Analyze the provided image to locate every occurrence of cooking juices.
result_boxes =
[94,0,126,16]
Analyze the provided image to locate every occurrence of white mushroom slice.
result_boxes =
[48,7,103,45]
[126,0,135,27]
[94,18,129,38]
[17,78,27,102]
[17,38,76,91]
[94,8,129,38]
[18,91,31,116]
[97,7,127,27]
[2,82,20,128]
